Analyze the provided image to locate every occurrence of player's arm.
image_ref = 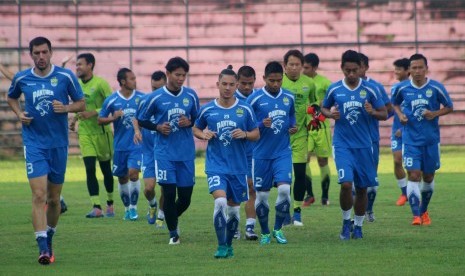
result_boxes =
[423,106,453,120]
[364,100,387,120]
[132,118,142,144]
[98,109,123,125]
[53,98,86,113]
[392,104,407,125]
[192,125,216,141]
[7,96,33,125]
[0,64,14,81]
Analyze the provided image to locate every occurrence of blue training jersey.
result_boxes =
[136,93,158,154]
[323,78,384,148]
[235,89,256,157]
[137,86,200,161]
[100,90,144,151]
[366,77,391,142]
[247,87,296,159]
[391,78,453,146]
[195,98,257,174]
[390,82,405,138]
[8,65,84,148]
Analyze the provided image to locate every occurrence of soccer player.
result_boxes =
[321,50,387,240]
[7,36,85,264]
[133,71,167,227]
[358,52,392,222]
[391,58,410,206]
[303,52,333,206]
[247,61,297,245]
[98,68,144,221]
[137,57,200,245]
[3,62,70,214]
[282,49,316,226]
[193,66,259,258]
[391,53,453,226]
[69,53,115,218]
[233,65,258,240]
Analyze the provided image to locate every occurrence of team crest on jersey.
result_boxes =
[359,89,367,99]
[236,107,244,117]
[183,98,190,107]
[426,89,433,98]
[135,97,140,105]
[50,77,58,87]
[346,110,361,125]
[413,107,425,121]
[35,99,53,116]
[303,86,310,92]
[283,97,290,106]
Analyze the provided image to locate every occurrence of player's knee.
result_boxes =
[341,182,352,192]
[423,174,434,183]
[118,176,129,184]
[408,171,421,182]
[277,184,290,197]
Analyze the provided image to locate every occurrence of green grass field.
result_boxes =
[1,146,464,275]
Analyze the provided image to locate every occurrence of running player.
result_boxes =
[247,61,297,245]
[303,52,333,206]
[391,53,453,226]
[98,68,144,221]
[193,66,259,258]
[70,53,115,218]
[321,50,387,240]
[7,36,85,264]
[133,71,166,227]
[282,49,316,226]
[137,57,200,245]
[233,65,258,240]
[390,58,410,206]
[358,52,392,222]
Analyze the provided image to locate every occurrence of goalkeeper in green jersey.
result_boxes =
[70,53,115,218]
[303,53,333,206]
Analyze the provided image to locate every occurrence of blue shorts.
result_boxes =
[207,173,248,204]
[23,145,68,184]
[141,150,155,179]
[402,143,440,174]
[253,154,293,191]
[155,159,195,187]
[372,141,380,169]
[246,155,252,179]
[333,147,377,188]
[391,136,402,152]
[112,150,142,177]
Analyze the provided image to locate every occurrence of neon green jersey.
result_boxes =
[77,76,113,135]
[282,74,316,138]
[309,73,332,128]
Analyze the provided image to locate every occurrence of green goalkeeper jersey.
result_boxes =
[282,73,316,139]
[78,76,113,135]
[309,74,332,128]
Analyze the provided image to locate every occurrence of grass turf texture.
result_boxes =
[1,146,464,275]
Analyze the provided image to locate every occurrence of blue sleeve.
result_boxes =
[194,106,207,130]
[190,93,200,125]
[137,95,155,122]
[99,97,112,118]
[322,89,334,108]
[246,106,257,131]
[378,84,390,105]
[67,70,84,101]
[391,87,403,105]
[436,82,454,108]
[7,73,22,99]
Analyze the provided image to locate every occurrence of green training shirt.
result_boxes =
[309,73,332,128]
[282,73,316,138]
[78,76,113,135]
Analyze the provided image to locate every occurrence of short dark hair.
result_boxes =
[151,70,167,82]
[393,58,410,70]
[165,57,189,73]
[238,65,256,79]
[77,53,96,70]
[264,61,283,77]
[218,65,237,81]
[284,49,304,65]
[29,36,52,54]
[117,68,132,86]
[410,53,428,67]
[304,53,319,67]
[358,52,369,67]
[341,50,361,67]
